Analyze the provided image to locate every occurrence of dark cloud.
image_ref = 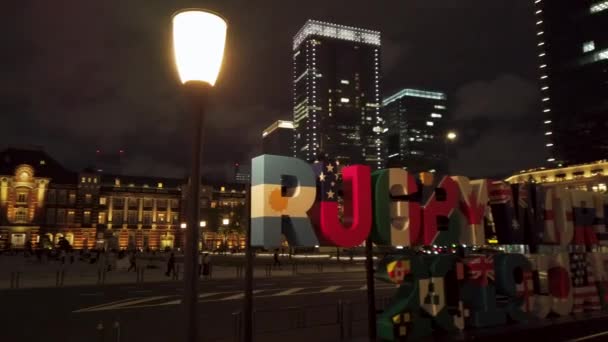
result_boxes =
[1,0,544,180]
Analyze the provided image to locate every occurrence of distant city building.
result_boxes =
[383,88,449,173]
[234,163,251,184]
[0,147,248,251]
[505,159,608,193]
[262,120,295,156]
[293,20,384,168]
[533,1,608,165]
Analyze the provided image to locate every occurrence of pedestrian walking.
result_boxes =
[273,249,281,269]
[127,252,137,272]
[165,252,175,277]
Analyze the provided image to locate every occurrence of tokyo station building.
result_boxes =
[0,147,247,251]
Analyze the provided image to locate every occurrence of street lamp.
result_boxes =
[446,131,457,141]
[172,9,227,342]
[222,218,230,225]
[445,131,457,173]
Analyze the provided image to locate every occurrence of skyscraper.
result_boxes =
[293,20,384,168]
[534,1,608,165]
[383,88,449,173]
[262,120,295,156]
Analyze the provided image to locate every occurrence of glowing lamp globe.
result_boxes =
[172,10,227,86]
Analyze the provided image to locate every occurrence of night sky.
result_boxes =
[1,0,546,181]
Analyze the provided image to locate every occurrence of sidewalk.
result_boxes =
[0,255,365,289]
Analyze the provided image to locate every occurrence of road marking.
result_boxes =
[75,296,169,313]
[73,286,397,313]
[217,285,237,289]
[131,290,153,294]
[161,292,222,306]
[567,331,608,342]
[79,292,104,296]
[73,297,141,312]
[274,288,305,296]
[320,286,341,293]
[221,290,263,301]
[360,285,367,290]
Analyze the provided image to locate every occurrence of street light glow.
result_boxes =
[180,223,187,229]
[200,221,207,227]
[172,10,227,86]
[446,131,457,141]
[222,218,230,225]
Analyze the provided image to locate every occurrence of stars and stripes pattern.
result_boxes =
[570,253,601,313]
[312,159,342,203]
[465,255,495,287]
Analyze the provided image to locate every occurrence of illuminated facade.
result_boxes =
[383,88,449,173]
[293,20,384,168]
[0,147,249,251]
[262,120,294,156]
[533,1,608,165]
[505,159,608,192]
[200,184,247,251]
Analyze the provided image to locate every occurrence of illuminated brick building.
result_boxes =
[0,147,250,251]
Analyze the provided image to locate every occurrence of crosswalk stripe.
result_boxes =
[161,292,222,306]
[360,285,367,290]
[76,296,168,312]
[221,290,263,301]
[273,287,305,296]
[320,286,341,293]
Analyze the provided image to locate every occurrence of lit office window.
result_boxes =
[430,113,442,118]
[340,98,350,103]
[545,131,552,135]
[426,121,434,127]
[583,41,596,53]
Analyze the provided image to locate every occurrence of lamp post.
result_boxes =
[172,9,227,342]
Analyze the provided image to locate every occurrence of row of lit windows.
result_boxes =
[534,1,556,163]
[590,1,608,14]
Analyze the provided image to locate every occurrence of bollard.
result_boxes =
[113,320,121,342]
[172,264,179,281]
[345,301,353,340]
[265,264,271,278]
[236,265,243,278]
[292,263,297,275]
[56,269,65,287]
[96,321,104,342]
[12,271,21,289]
[232,311,242,342]
[337,300,345,341]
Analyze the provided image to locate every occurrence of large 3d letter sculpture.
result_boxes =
[494,253,533,321]
[570,191,598,247]
[310,160,372,247]
[376,255,465,341]
[452,177,487,245]
[461,254,506,327]
[419,174,460,246]
[544,187,574,246]
[250,155,318,247]
[371,168,421,247]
